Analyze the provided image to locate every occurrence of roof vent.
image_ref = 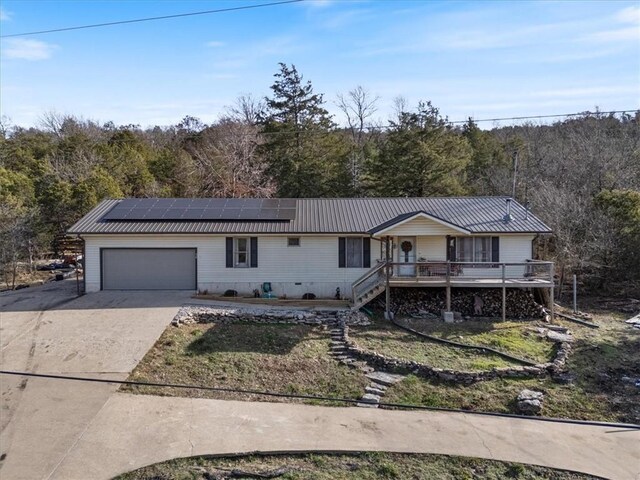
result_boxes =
[503,198,513,222]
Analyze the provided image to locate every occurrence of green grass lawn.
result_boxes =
[398,318,556,364]
[115,452,598,480]
[348,318,550,371]
[384,306,640,423]
[122,322,368,405]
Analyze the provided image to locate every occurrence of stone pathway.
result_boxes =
[329,325,405,408]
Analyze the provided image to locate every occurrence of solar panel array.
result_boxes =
[101,198,297,222]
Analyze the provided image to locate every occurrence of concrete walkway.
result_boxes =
[48,393,639,480]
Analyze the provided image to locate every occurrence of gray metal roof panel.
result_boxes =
[68,197,552,235]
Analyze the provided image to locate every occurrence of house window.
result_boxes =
[234,237,250,267]
[346,237,363,267]
[287,237,301,247]
[457,237,493,262]
[339,237,371,268]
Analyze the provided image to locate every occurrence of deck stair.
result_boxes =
[351,262,387,309]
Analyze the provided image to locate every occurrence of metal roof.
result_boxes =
[68,197,552,235]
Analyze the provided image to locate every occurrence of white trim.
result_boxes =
[371,212,470,237]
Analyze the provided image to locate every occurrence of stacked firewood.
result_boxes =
[372,287,545,319]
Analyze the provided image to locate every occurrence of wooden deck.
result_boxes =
[389,277,553,288]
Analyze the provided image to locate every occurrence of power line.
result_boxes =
[164,109,638,138]
[0,0,304,38]
[448,109,638,124]
[1,370,638,429]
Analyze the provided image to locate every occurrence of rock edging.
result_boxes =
[340,323,573,384]
[172,305,371,327]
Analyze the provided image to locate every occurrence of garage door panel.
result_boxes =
[102,248,196,290]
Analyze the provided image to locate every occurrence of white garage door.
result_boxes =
[102,248,196,290]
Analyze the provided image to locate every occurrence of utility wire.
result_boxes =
[157,109,638,138]
[448,109,638,124]
[2,370,638,429]
[0,0,304,38]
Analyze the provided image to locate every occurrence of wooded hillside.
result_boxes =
[1,63,639,293]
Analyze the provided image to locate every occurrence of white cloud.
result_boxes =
[585,26,640,43]
[2,39,57,60]
[206,41,225,48]
[0,7,10,21]
[614,6,640,24]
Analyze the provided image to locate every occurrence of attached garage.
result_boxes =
[101,248,196,290]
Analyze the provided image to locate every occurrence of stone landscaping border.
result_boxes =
[170,304,572,386]
[172,305,371,327]
[341,323,573,384]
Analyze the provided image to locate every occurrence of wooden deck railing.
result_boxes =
[387,260,554,284]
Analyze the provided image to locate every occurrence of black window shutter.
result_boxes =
[362,237,371,268]
[446,236,457,261]
[338,237,346,268]
[226,237,233,268]
[491,236,500,262]
[250,237,258,268]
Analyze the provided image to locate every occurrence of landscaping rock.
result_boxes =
[172,305,371,327]
[365,371,405,387]
[517,389,544,415]
[546,330,573,343]
[365,386,386,396]
[359,393,381,404]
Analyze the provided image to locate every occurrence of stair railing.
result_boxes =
[351,261,387,304]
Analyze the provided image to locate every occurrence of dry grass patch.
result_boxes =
[122,322,368,405]
[115,452,599,480]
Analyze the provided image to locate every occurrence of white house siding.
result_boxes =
[415,236,447,261]
[379,216,460,237]
[500,235,535,277]
[84,235,377,298]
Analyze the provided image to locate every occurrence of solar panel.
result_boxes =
[279,199,296,208]
[101,198,297,222]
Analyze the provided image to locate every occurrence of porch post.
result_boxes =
[446,260,451,312]
[385,236,391,320]
[501,263,506,322]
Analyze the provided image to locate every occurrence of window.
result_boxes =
[457,237,494,262]
[226,237,257,268]
[346,237,363,268]
[287,237,301,247]
[234,237,250,267]
[339,237,371,268]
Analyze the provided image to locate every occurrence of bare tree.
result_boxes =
[186,118,274,198]
[336,86,379,194]
[228,94,265,125]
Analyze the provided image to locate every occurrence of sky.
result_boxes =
[0,0,639,129]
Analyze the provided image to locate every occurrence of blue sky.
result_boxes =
[1,0,639,128]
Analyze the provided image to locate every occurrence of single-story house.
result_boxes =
[68,196,553,311]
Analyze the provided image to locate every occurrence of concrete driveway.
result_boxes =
[0,281,190,480]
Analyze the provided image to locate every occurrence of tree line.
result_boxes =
[1,63,639,293]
